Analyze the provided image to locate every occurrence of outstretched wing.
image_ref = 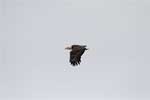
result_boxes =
[69,48,86,66]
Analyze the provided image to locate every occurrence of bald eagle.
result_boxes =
[65,45,88,66]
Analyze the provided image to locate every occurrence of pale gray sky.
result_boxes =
[0,0,150,100]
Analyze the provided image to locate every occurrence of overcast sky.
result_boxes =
[0,0,150,100]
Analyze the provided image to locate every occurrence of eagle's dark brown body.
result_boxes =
[65,45,88,66]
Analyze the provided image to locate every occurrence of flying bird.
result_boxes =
[65,45,88,66]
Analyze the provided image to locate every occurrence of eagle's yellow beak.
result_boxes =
[65,46,72,50]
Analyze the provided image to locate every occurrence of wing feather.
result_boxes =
[69,48,86,66]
